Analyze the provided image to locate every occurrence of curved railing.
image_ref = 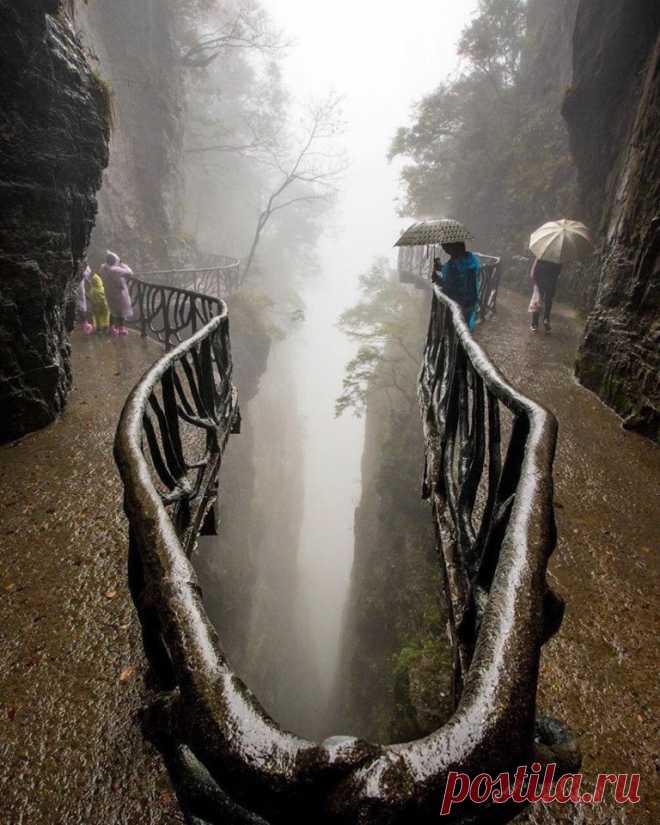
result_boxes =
[474,252,501,321]
[137,256,241,300]
[125,275,225,352]
[115,277,574,824]
[399,250,502,323]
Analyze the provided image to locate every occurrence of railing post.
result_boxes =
[139,281,147,339]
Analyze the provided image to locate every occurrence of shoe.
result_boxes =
[530,325,538,333]
[119,325,128,336]
[543,320,552,333]
[82,321,93,335]
[110,325,119,337]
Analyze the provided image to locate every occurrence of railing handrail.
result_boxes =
[474,251,501,266]
[137,264,239,276]
[114,275,570,823]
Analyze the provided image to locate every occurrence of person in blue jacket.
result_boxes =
[432,242,481,330]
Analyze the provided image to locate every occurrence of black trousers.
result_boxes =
[532,271,559,327]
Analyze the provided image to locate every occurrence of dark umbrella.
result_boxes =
[395,218,474,247]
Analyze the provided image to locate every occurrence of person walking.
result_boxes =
[432,243,481,330]
[528,219,593,333]
[529,257,561,333]
[100,251,133,336]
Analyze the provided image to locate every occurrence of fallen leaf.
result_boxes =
[7,706,16,721]
[119,666,135,682]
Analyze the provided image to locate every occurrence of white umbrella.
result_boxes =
[529,219,593,264]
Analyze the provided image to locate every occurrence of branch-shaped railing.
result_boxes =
[125,276,226,352]
[474,252,501,321]
[137,256,241,301]
[419,288,566,706]
[399,249,502,323]
[115,277,574,825]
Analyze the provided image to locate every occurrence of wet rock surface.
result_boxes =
[564,2,660,439]
[74,0,186,266]
[477,291,659,824]
[0,331,182,825]
[0,0,109,443]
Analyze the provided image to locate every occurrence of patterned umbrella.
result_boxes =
[529,219,593,264]
[395,219,474,247]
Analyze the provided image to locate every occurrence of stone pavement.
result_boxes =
[0,330,183,825]
[476,290,659,825]
[0,295,658,825]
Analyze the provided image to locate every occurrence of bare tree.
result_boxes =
[242,93,346,280]
[185,110,284,157]
[180,0,287,68]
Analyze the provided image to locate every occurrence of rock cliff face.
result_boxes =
[502,0,586,307]
[0,0,109,443]
[333,385,451,743]
[75,0,184,267]
[333,299,453,743]
[564,1,660,439]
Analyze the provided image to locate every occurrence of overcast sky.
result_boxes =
[262,0,479,277]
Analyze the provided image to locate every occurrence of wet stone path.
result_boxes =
[0,331,182,825]
[0,295,658,825]
[476,290,659,825]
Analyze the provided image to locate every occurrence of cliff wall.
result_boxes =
[0,0,109,442]
[565,1,660,438]
[333,301,452,743]
[501,0,586,307]
[75,0,185,268]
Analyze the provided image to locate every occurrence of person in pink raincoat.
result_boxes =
[100,251,134,336]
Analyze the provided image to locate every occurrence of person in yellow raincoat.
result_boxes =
[85,272,110,334]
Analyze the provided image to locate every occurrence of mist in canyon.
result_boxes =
[194,0,476,740]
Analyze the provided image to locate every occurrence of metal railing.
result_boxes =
[114,276,574,824]
[137,256,241,301]
[420,286,565,689]
[399,251,502,323]
[125,275,226,352]
[474,252,501,321]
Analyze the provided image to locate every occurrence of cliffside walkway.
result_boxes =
[476,289,659,824]
[0,331,182,825]
[0,288,657,824]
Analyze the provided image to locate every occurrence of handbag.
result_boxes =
[528,284,541,313]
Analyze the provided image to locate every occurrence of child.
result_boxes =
[86,271,111,334]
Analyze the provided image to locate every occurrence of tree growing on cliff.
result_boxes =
[336,259,424,417]
[242,92,346,280]
[179,0,287,68]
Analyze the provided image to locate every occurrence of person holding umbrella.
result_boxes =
[396,219,480,329]
[528,258,562,333]
[433,242,481,330]
[528,219,593,333]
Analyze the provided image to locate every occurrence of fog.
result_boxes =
[199,0,479,738]
[265,0,479,274]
